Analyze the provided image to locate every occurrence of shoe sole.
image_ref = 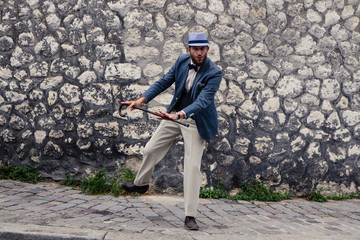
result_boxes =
[184,225,199,230]
[134,189,148,194]
[121,184,149,194]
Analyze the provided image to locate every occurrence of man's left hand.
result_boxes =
[156,111,183,120]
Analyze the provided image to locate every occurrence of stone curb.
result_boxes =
[0,222,106,240]
[0,222,194,240]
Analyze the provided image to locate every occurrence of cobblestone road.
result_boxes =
[0,180,359,240]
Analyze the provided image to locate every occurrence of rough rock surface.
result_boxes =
[0,0,360,197]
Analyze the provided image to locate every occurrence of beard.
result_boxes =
[191,52,207,66]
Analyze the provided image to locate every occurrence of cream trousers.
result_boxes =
[134,117,206,217]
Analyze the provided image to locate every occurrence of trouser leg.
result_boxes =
[134,120,180,186]
[181,118,206,217]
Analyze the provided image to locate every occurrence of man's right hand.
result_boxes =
[121,97,147,111]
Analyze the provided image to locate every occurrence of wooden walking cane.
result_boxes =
[119,103,190,127]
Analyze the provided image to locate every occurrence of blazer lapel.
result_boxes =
[178,58,191,90]
[191,58,209,98]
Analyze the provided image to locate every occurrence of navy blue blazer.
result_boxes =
[142,54,223,140]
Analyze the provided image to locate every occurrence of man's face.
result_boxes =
[187,46,209,66]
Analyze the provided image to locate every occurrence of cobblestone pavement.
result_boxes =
[0,180,360,240]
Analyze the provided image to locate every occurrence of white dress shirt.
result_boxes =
[185,60,200,91]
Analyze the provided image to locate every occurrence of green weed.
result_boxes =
[80,169,112,195]
[0,165,43,183]
[80,167,136,197]
[327,192,360,200]
[233,179,289,202]
[110,166,136,197]
[200,182,230,199]
[307,188,328,202]
[59,173,80,188]
[200,180,290,202]
[117,166,136,183]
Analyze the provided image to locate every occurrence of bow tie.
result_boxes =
[188,63,198,72]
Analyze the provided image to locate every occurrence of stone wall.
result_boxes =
[1,0,360,196]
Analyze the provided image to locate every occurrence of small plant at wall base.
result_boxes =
[199,182,230,199]
[200,179,291,202]
[307,188,360,202]
[327,192,360,200]
[111,166,136,197]
[117,166,136,183]
[80,169,112,195]
[79,167,136,197]
[233,179,291,202]
[307,188,328,202]
[0,164,43,183]
[59,173,81,188]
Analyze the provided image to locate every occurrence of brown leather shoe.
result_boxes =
[120,182,149,194]
[184,216,199,230]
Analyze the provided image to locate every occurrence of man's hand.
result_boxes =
[121,97,147,111]
[156,111,184,120]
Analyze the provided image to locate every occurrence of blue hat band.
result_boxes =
[188,40,209,44]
